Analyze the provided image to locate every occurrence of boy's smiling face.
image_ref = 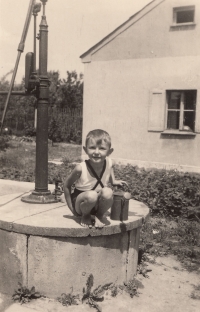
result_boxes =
[83,138,113,165]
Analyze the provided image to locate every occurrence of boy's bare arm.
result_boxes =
[63,164,82,209]
[109,167,128,186]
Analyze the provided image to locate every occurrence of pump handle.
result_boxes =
[0,0,36,134]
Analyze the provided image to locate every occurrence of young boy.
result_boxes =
[63,129,127,228]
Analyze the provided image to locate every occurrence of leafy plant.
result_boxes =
[82,274,112,312]
[137,264,152,278]
[123,279,139,298]
[114,165,200,217]
[110,285,119,297]
[12,283,41,304]
[57,290,80,306]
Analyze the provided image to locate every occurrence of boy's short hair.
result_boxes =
[85,129,112,147]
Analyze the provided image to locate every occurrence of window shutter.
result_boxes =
[195,98,200,133]
[148,89,165,131]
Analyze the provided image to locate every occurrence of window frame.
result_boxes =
[165,90,196,134]
[173,5,195,25]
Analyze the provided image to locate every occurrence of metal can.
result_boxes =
[110,190,131,222]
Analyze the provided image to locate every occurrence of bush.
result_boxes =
[114,165,200,216]
[0,135,9,151]
[48,117,62,144]
[2,127,12,135]
[66,129,82,144]
[24,125,36,137]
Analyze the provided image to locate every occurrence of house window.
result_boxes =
[166,90,196,132]
[173,6,195,24]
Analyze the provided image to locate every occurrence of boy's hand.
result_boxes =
[113,180,128,187]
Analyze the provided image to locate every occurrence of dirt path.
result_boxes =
[0,255,199,312]
[128,255,200,312]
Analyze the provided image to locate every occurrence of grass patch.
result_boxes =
[0,140,35,170]
[0,139,81,166]
[48,142,82,162]
[0,139,81,182]
[140,216,200,272]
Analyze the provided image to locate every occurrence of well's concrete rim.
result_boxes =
[0,180,149,237]
[0,192,149,237]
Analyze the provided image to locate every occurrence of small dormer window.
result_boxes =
[173,6,195,24]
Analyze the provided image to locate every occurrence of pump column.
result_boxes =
[35,1,49,193]
[22,0,58,204]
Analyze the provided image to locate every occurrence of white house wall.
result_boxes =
[82,0,200,172]
[82,56,200,172]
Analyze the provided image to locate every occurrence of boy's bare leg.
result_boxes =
[95,187,113,228]
[75,191,98,228]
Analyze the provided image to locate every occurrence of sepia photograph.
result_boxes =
[0,0,200,311]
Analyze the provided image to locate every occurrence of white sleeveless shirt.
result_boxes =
[75,157,112,192]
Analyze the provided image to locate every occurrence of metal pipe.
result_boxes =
[0,0,36,133]
[18,0,36,52]
[0,91,26,95]
[32,2,42,71]
[32,5,40,130]
[33,14,37,72]
[22,0,58,203]
[35,0,49,193]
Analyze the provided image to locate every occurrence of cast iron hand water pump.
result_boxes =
[0,0,59,204]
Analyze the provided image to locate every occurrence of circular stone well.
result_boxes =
[0,181,149,298]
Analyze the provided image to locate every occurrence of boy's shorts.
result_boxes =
[71,188,97,216]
